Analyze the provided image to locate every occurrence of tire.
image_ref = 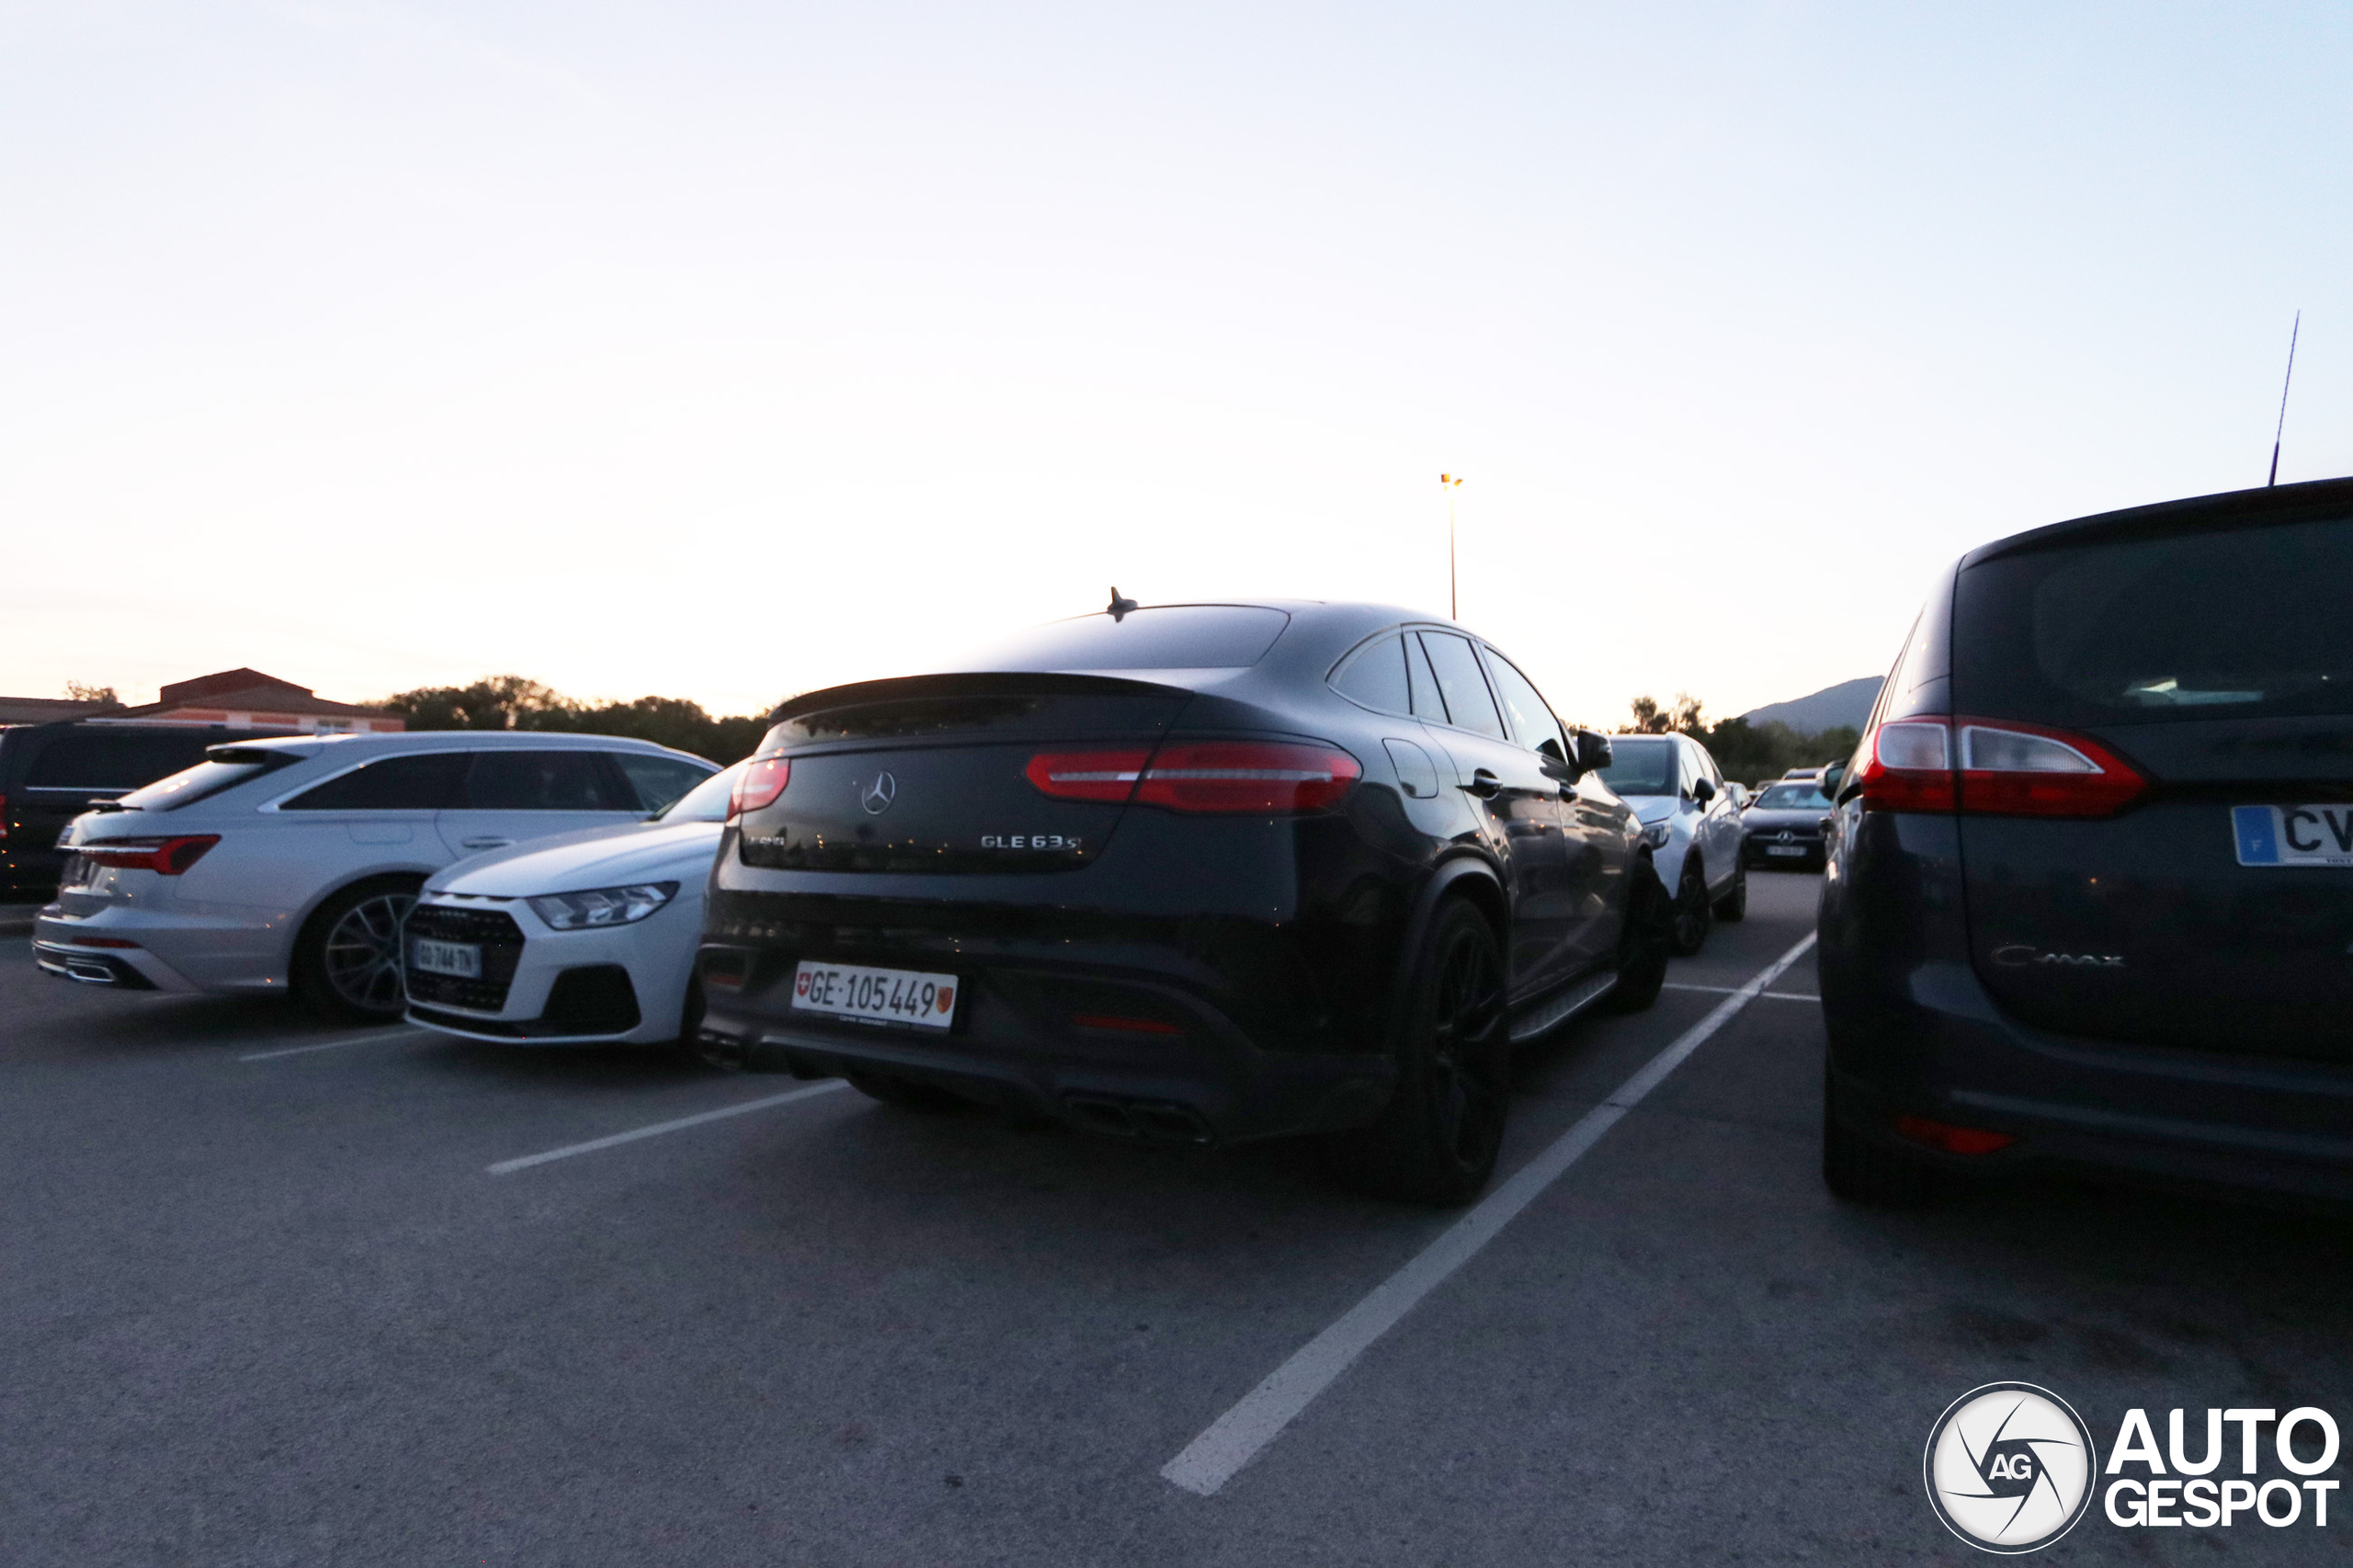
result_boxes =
[1822,1077,1933,1207]
[294,877,421,1018]
[1330,899,1510,1206]
[847,1070,965,1112]
[1668,856,1712,956]
[1712,859,1748,922]
[1604,855,1671,1014]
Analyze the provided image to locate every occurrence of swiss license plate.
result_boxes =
[2234,805,2353,868]
[411,937,483,978]
[791,960,959,1030]
[1765,844,1807,857]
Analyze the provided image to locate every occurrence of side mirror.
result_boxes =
[1691,777,1716,804]
[1573,730,1613,773]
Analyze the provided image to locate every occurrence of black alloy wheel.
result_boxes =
[297,879,420,1018]
[1605,855,1671,1013]
[1333,899,1510,1206]
[1669,858,1712,956]
[1712,859,1748,922]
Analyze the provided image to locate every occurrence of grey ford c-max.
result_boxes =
[1819,476,2353,1205]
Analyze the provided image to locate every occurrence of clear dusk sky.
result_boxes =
[5,3,2350,727]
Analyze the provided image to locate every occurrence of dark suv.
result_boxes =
[1820,476,2353,1205]
[1,724,243,900]
[698,600,1670,1204]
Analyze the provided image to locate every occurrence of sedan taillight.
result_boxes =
[1853,717,2146,819]
[79,835,221,874]
[1028,741,1361,813]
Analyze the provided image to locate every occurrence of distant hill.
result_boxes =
[1741,676,1881,735]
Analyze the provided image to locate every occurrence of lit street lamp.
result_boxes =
[1439,472,1463,619]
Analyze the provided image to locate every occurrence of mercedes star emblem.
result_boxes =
[861,771,897,815]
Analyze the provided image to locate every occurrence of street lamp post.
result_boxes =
[1439,473,1464,619]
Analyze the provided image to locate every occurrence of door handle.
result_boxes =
[1460,768,1501,800]
[460,836,513,850]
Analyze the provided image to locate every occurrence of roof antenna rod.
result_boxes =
[1107,586,1139,621]
[2268,310,2302,487]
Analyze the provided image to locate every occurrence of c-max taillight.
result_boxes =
[729,756,790,819]
[1853,717,2146,819]
[1959,720,2146,816]
[1852,721,1957,812]
[1026,742,1361,813]
[79,835,221,874]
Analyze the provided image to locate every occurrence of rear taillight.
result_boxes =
[1853,717,2146,819]
[79,835,220,874]
[1027,741,1362,813]
[1025,749,1151,803]
[0,791,8,839]
[1853,721,1956,812]
[728,756,790,819]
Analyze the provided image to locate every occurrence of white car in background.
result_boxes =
[1593,732,1746,954]
[35,733,718,1016]
[401,761,745,1047]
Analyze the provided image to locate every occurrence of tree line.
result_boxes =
[380,676,771,765]
[1620,692,1859,787]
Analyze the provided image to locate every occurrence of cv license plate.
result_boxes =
[411,938,483,978]
[2234,805,2353,868]
[791,960,958,1030]
[1765,844,1808,857]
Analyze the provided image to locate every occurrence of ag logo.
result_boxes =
[1925,1382,2097,1553]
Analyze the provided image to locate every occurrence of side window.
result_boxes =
[1416,632,1506,739]
[282,752,469,811]
[1694,743,1724,789]
[1677,744,1703,797]
[25,733,218,789]
[1405,633,1447,722]
[463,750,623,811]
[615,754,715,814]
[1480,648,1566,757]
[1330,635,1412,716]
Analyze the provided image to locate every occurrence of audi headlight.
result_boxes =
[1640,820,1672,849]
[527,881,678,930]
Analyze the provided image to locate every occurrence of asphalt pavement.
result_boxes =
[5,871,2349,1565]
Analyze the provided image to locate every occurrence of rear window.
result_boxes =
[23,731,217,790]
[1954,515,2353,725]
[958,606,1290,671]
[119,748,301,811]
[1599,736,1677,796]
[1755,784,1832,810]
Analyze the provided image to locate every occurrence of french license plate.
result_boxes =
[1765,845,1808,858]
[2234,805,2353,868]
[791,960,959,1030]
[411,938,483,978]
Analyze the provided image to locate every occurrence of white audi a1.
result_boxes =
[401,760,745,1047]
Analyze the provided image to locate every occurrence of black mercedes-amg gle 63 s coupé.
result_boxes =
[696,599,1670,1203]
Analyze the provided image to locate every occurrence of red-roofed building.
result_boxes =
[99,669,404,734]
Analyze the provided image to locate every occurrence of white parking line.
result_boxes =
[238,1027,433,1062]
[1159,932,1819,1498]
[486,1081,851,1176]
[1663,983,1819,1002]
